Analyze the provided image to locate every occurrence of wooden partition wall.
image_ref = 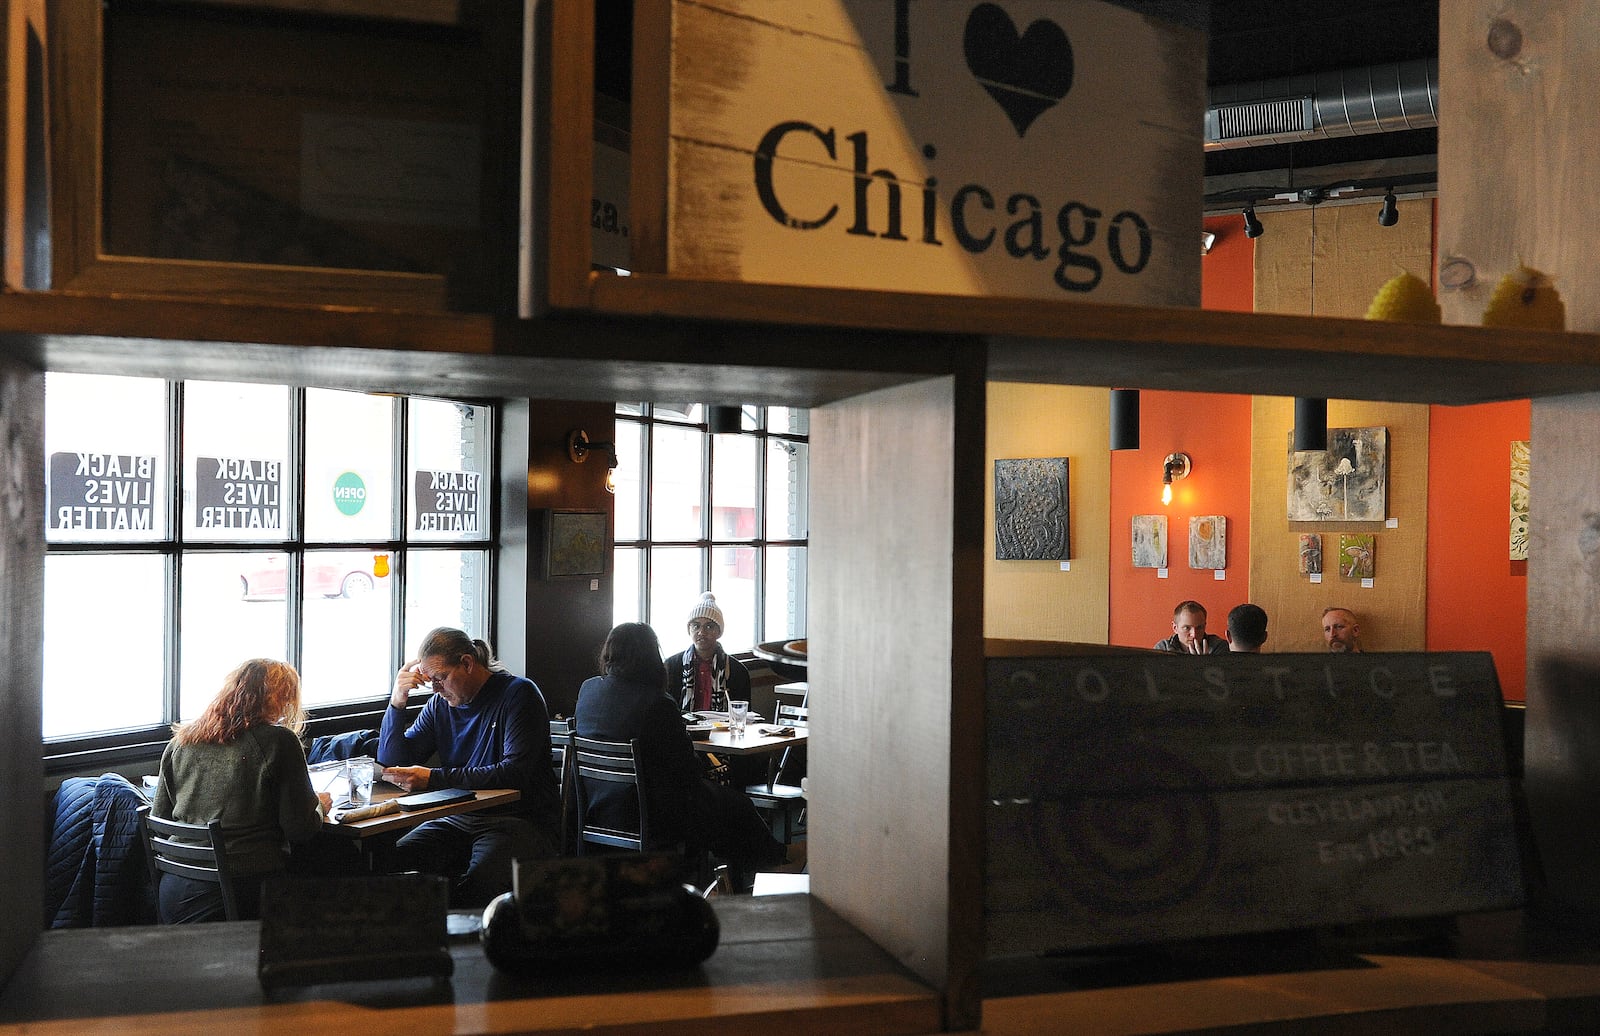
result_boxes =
[0,358,42,984]
[811,371,987,1027]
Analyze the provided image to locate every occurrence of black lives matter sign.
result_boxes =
[414,470,480,533]
[195,457,283,531]
[50,452,156,531]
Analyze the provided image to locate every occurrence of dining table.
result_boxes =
[690,722,808,790]
[312,766,522,840]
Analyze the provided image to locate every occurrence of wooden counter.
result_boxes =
[0,895,939,1036]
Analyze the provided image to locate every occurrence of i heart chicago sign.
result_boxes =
[649,0,1202,306]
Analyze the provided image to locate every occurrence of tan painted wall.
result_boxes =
[1249,396,1429,652]
[1246,200,1432,652]
[984,383,1109,642]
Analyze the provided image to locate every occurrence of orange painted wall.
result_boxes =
[1105,216,1259,649]
[1202,214,1255,313]
[1108,390,1254,648]
[1426,400,1530,700]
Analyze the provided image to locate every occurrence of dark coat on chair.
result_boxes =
[306,728,380,764]
[573,675,697,848]
[44,773,155,928]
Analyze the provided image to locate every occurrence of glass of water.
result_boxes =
[728,700,749,737]
[345,758,375,806]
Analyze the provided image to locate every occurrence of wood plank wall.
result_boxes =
[1439,2,1600,920]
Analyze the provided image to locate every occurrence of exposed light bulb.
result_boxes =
[604,467,617,494]
[1161,482,1173,506]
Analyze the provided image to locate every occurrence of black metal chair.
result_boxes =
[570,734,652,853]
[138,806,241,922]
[745,703,808,844]
[567,732,727,895]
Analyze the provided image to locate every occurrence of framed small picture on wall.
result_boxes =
[542,509,608,578]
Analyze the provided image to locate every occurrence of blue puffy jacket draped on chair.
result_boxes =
[44,773,156,927]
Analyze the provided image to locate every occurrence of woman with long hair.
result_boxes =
[576,623,785,890]
[151,658,331,923]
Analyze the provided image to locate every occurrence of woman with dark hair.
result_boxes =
[379,626,561,906]
[576,623,785,889]
[151,658,331,923]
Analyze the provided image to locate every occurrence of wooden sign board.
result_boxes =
[257,874,452,990]
[986,652,1525,957]
[643,0,1200,306]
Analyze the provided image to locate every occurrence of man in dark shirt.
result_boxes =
[1153,600,1229,654]
[1226,603,1269,653]
[380,627,560,906]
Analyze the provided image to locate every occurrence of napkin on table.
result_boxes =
[333,800,401,823]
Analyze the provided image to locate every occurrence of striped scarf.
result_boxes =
[679,647,730,713]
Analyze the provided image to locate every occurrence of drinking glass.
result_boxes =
[728,700,749,736]
[345,758,374,806]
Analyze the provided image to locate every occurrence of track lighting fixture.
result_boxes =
[1378,188,1399,227]
[1243,205,1263,239]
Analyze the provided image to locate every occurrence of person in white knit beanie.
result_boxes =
[664,591,750,713]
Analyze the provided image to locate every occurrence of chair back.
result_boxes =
[775,703,808,727]
[569,733,650,854]
[139,806,241,921]
[549,717,575,789]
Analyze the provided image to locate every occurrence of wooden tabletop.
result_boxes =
[323,786,521,839]
[691,726,807,757]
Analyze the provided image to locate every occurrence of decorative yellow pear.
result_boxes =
[1482,265,1566,331]
[1365,271,1441,323]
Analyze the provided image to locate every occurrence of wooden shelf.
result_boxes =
[4,281,1599,406]
[587,273,1600,406]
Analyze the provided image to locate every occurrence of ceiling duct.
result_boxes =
[1205,57,1438,150]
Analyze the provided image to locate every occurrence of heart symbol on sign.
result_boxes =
[963,3,1074,138]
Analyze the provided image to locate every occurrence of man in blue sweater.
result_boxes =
[379,627,560,906]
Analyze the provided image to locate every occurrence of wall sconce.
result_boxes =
[1110,389,1141,451]
[568,429,619,494]
[1201,231,1216,255]
[1161,451,1191,506]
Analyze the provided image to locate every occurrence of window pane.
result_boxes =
[765,545,807,640]
[44,554,166,737]
[712,546,757,652]
[305,389,396,542]
[615,402,645,416]
[183,382,292,542]
[612,420,644,542]
[650,424,704,541]
[766,439,809,539]
[612,546,643,628]
[298,549,395,707]
[711,433,757,542]
[403,549,490,658]
[179,552,288,719]
[648,547,703,651]
[408,398,491,543]
[45,373,168,543]
[767,408,809,435]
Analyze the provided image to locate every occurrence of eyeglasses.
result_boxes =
[422,663,455,686]
[688,621,720,633]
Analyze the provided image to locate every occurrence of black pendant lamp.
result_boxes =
[707,405,743,434]
[1109,389,1141,451]
[1293,397,1328,452]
